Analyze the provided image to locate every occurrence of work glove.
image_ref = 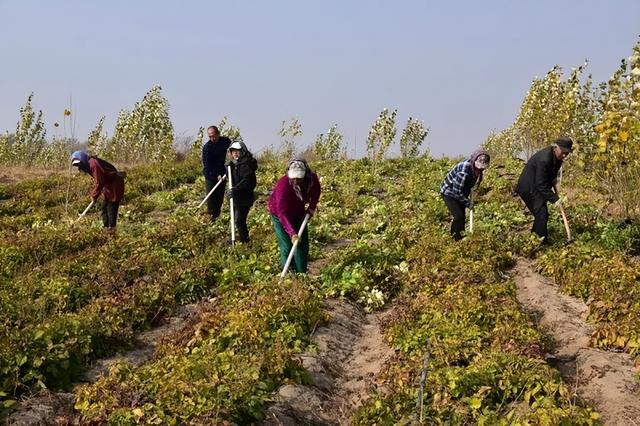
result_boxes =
[291,234,299,244]
[553,194,568,207]
[227,188,236,199]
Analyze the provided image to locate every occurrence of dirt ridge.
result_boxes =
[513,258,640,425]
[264,299,394,425]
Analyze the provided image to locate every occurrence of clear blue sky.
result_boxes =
[1,0,638,157]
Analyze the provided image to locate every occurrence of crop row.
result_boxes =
[69,160,380,423]
[348,159,600,424]
[3,156,637,423]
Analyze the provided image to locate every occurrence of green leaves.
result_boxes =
[399,117,429,158]
[87,116,107,155]
[314,124,345,160]
[0,93,48,167]
[278,117,303,158]
[591,41,640,218]
[367,108,397,168]
[109,85,175,163]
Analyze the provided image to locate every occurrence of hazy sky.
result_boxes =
[1,1,639,157]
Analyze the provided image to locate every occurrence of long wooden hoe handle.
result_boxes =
[468,191,474,233]
[197,176,226,209]
[554,185,572,241]
[78,200,95,219]
[228,166,235,247]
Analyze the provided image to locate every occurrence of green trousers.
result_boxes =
[271,215,309,273]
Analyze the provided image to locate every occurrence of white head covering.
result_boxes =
[287,160,306,179]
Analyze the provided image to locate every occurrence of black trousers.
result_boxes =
[102,200,120,228]
[234,204,252,243]
[519,192,549,242]
[441,194,465,241]
[205,178,226,219]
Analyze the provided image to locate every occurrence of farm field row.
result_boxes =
[1,157,638,424]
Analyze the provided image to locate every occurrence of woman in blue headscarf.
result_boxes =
[70,151,125,229]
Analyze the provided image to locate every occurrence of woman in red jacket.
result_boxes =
[71,151,125,229]
[268,158,321,273]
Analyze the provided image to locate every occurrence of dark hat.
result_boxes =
[554,137,573,153]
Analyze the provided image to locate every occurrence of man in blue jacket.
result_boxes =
[515,137,573,244]
[202,125,231,221]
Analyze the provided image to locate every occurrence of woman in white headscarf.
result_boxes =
[267,158,321,273]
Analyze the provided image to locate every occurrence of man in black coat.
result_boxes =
[202,126,231,220]
[515,137,573,243]
[227,141,258,243]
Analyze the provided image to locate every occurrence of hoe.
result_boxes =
[197,175,226,210]
[279,213,311,280]
[227,165,236,247]
[554,184,572,242]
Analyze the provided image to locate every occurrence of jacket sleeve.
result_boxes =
[202,144,209,176]
[462,172,476,204]
[308,173,321,212]
[274,180,296,237]
[451,166,471,207]
[233,163,256,191]
[89,160,106,201]
[535,157,559,203]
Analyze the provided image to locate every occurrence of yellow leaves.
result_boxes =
[618,131,629,141]
[615,335,627,348]
[626,338,640,349]
[597,137,608,153]
[74,398,90,411]
[469,396,482,410]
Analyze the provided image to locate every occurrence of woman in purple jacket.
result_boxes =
[268,158,321,273]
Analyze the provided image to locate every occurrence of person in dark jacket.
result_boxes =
[202,125,231,221]
[227,141,258,243]
[70,150,125,229]
[268,158,321,273]
[515,137,573,243]
[440,149,490,240]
